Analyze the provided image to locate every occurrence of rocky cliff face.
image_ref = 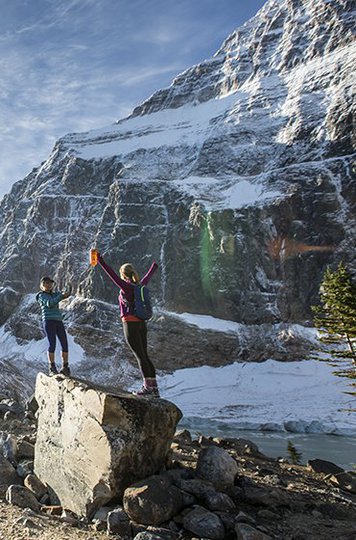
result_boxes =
[0,0,355,389]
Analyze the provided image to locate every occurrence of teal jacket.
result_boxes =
[36,291,64,321]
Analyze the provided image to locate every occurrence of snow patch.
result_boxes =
[172,175,281,210]
[164,310,318,343]
[0,325,85,366]
[160,359,356,436]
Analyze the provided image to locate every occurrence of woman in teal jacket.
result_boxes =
[36,276,71,376]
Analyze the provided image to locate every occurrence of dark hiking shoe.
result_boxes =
[49,364,58,376]
[134,386,160,398]
[59,365,71,377]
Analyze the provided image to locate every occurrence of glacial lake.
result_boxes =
[178,418,356,470]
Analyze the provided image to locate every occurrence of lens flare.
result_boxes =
[268,236,335,260]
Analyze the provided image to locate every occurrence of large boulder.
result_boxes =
[34,373,182,518]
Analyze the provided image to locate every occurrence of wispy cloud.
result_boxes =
[0,0,266,199]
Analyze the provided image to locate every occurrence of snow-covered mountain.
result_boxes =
[0,0,355,392]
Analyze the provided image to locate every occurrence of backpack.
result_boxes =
[121,284,153,320]
[133,284,153,320]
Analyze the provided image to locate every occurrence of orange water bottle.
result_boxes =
[90,248,98,266]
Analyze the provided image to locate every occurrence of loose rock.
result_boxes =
[6,485,41,512]
[183,505,225,540]
[124,474,184,525]
[196,446,238,488]
[235,523,273,540]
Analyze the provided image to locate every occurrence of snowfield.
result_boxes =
[159,359,356,436]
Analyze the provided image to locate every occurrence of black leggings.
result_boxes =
[43,320,68,353]
[122,321,156,378]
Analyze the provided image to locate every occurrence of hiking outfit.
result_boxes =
[97,254,159,396]
[36,290,70,376]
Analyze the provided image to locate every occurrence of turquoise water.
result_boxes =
[179,418,356,471]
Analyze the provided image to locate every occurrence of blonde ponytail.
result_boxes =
[120,263,140,283]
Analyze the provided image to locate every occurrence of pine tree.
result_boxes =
[312,263,356,401]
[313,262,356,366]
[287,441,303,465]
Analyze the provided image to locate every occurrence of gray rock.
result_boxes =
[4,410,19,422]
[24,474,48,500]
[60,509,79,525]
[133,533,166,540]
[17,440,35,460]
[179,478,216,497]
[203,491,236,512]
[180,490,196,507]
[124,474,184,525]
[93,505,114,521]
[196,446,238,488]
[25,394,39,418]
[213,437,262,457]
[14,516,42,530]
[107,506,131,536]
[183,505,225,540]
[6,485,41,512]
[173,430,192,444]
[131,523,179,539]
[17,459,34,478]
[39,493,51,505]
[307,458,344,476]
[0,455,21,497]
[235,511,257,525]
[243,485,290,507]
[257,509,278,521]
[92,505,116,531]
[34,373,182,518]
[215,511,236,531]
[329,472,356,494]
[164,467,194,483]
[235,523,272,540]
[0,399,21,417]
[3,434,18,464]
[0,287,22,325]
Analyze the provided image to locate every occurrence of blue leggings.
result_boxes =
[43,320,68,353]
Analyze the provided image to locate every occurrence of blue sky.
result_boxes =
[0,0,266,199]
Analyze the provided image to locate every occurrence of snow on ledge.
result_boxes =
[162,310,318,342]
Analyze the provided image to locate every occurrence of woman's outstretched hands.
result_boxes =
[61,284,72,299]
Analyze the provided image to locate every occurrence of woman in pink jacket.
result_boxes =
[97,253,159,397]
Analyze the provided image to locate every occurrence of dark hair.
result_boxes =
[40,276,54,284]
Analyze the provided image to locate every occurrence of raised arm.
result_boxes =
[97,253,131,294]
[141,261,158,286]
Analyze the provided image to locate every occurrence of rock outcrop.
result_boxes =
[34,373,182,517]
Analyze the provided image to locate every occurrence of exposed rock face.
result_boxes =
[34,374,182,517]
[0,0,355,387]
